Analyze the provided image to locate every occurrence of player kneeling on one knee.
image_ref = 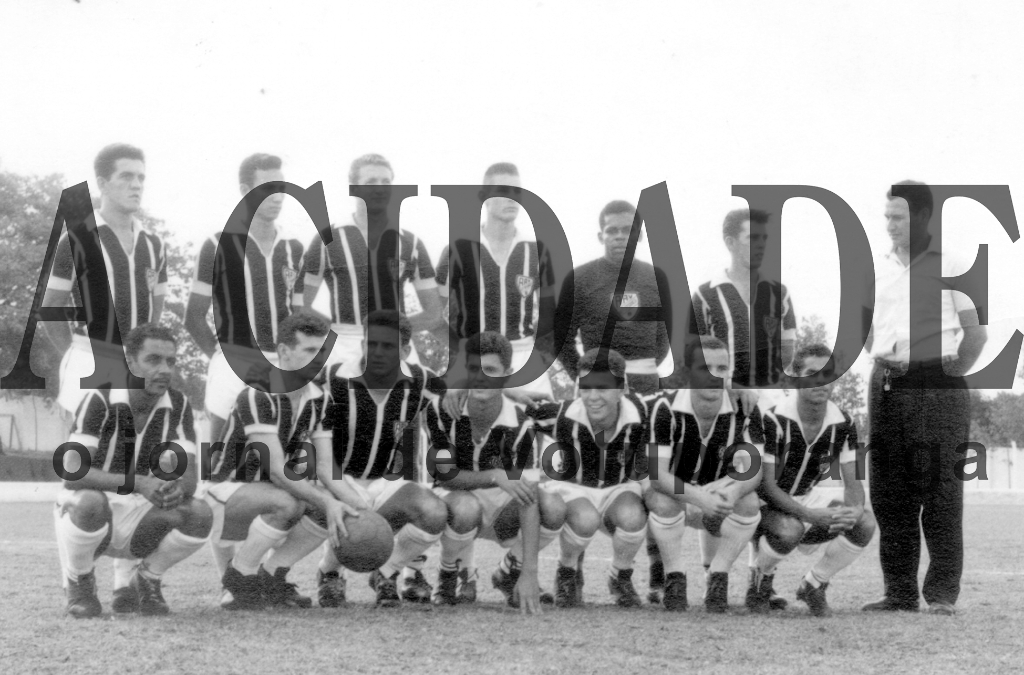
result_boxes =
[647,336,765,613]
[427,332,566,614]
[749,344,876,617]
[316,310,449,608]
[55,324,213,618]
[532,348,651,609]
[204,313,363,611]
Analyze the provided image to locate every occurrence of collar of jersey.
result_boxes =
[108,387,173,412]
[565,395,641,439]
[93,210,141,246]
[670,387,735,417]
[460,394,521,429]
[267,369,323,405]
[770,395,845,442]
[708,268,779,289]
[479,221,531,254]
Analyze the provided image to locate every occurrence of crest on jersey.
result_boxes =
[388,257,406,280]
[282,265,298,289]
[516,275,535,298]
[145,267,159,293]
[764,316,779,339]
[616,292,639,320]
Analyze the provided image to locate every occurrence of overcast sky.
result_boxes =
[3,0,1022,388]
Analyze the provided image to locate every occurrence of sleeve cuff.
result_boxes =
[243,423,280,437]
[67,433,99,448]
[191,280,212,296]
[414,279,437,291]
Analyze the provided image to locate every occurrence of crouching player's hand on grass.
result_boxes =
[516,568,542,616]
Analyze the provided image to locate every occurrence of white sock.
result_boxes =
[210,539,236,577]
[142,530,208,578]
[461,540,477,576]
[808,536,864,586]
[317,540,342,573]
[440,526,477,570]
[53,506,71,588]
[558,525,593,567]
[611,526,647,572]
[699,528,719,567]
[648,512,687,575]
[265,516,328,574]
[380,524,441,578]
[754,535,787,576]
[113,557,137,590]
[56,515,108,581]
[232,516,288,576]
[747,540,758,568]
[709,512,760,573]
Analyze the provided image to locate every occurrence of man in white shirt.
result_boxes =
[861,180,986,616]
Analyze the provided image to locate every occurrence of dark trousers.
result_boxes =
[868,361,970,606]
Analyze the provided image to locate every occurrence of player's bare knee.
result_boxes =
[178,498,213,538]
[644,490,680,518]
[412,491,448,534]
[67,490,111,531]
[733,491,760,517]
[266,491,304,529]
[566,503,600,538]
[765,516,803,553]
[847,510,876,546]
[445,492,482,533]
[538,490,567,530]
[610,495,647,533]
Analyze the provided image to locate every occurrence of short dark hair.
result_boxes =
[684,335,729,369]
[888,180,933,218]
[124,323,176,360]
[366,309,412,348]
[465,331,513,372]
[277,310,330,348]
[94,143,145,180]
[598,200,637,230]
[792,343,833,374]
[723,208,770,241]
[239,153,282,188]
[578,348,627,380]
[349,153,393,185]
[484,162,519,182]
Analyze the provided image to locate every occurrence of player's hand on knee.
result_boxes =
[697,490,731,519]
[806,507,842,531]
[829,506,860,532]
[137,475,171,508]
[496,474,536,505]
[157,480,185,510]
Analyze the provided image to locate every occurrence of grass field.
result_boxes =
[2,502,1022,675]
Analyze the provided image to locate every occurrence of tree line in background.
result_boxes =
[1,167,1023,449]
